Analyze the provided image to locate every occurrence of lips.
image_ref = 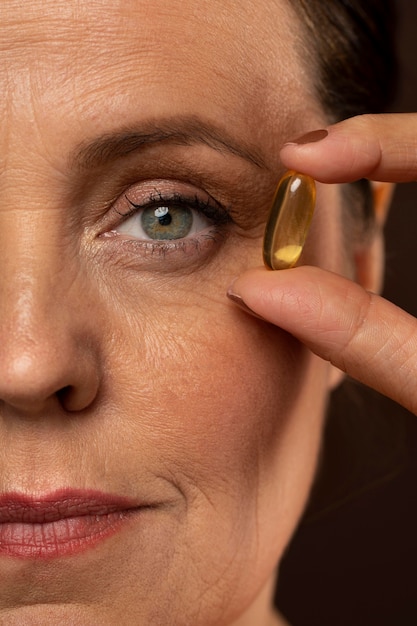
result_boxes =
[0,489,142,559]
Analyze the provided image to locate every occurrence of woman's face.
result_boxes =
[0,1,346,624]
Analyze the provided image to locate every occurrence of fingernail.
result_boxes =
[227,292,266,321]
[284,128,328,146]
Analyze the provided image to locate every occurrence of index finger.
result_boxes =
[280,113,417,183]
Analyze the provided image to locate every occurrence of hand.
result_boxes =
[228,114,417,415]
[280,113,417,183]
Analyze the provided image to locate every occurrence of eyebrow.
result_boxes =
[71,115,266,171]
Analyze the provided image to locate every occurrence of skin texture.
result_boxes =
[0,1,380,624]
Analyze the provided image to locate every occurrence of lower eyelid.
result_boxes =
[99,227,228,272]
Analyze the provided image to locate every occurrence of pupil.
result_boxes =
[158,213,172,226]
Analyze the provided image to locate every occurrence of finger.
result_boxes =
[280,113,417,183]
[229,266,417,415]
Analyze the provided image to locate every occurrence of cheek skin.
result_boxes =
[83,283,330,624]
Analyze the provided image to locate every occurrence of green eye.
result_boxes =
[141,206,193,240]
[115,196,219,243]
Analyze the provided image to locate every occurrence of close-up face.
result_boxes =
[0,1,352,624]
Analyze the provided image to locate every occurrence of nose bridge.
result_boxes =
[0,189,78,373]
[0,174,101,414]
[0,191,76,337]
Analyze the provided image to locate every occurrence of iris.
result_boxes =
[141,206,193,240]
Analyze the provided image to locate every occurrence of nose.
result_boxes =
[0,213,101,416]
[0,316,100,414]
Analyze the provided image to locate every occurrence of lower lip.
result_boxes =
[0,511,136,559]
[0,492,142,559]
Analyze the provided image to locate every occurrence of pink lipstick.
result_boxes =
[0,489,142,559]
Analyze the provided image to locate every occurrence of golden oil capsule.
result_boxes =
[263,170,316,270]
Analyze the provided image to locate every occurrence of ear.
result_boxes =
[328,181,395,391]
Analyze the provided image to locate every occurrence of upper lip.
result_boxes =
[0,489,142,523]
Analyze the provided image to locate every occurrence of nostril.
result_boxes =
[56,385,73,406]
[0,294,102,414]
[56,377,99,413]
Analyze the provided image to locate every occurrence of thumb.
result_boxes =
[229,266,417,415]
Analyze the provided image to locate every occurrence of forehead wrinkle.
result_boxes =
[0,0,320,181]
[0,4,268,116]
[0,0,296,79]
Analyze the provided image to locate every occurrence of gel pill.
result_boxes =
[263,170,316,270]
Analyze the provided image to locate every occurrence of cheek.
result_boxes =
[99,289,330,621]
[108,295,310,470]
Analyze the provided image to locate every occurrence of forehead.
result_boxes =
[0,0,317,159]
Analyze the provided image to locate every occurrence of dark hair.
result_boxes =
[293,0,398,122]
[291,1,398,235]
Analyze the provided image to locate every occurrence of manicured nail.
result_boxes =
[284,129,328,146]
[227,292,266,321]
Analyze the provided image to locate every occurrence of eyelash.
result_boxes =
[109,189,232,255]
[120,190,229,222]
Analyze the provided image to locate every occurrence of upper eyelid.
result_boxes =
[70,151,274,231]
[104,187,231,249]
[114,189,232,223]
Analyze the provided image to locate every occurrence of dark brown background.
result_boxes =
[275,2,417,624]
